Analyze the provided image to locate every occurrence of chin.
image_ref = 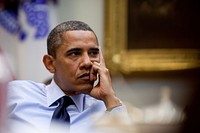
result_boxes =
[82,85,93,91]
[75,87,92,95]
[74,82,94,93]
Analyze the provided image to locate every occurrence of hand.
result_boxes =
[88,47,122,110]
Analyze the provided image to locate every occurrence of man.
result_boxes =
[7,21,127,133]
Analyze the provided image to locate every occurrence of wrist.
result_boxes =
[106,104,123,112]
[104,95,122,111]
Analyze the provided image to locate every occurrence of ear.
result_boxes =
[43,55,55,73]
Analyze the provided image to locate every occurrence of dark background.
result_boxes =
[128,0,200,49]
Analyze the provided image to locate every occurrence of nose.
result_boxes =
[80,53,92,69]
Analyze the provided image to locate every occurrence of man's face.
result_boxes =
[53,30,100,95]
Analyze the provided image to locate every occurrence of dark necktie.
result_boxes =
[51,96,74,124]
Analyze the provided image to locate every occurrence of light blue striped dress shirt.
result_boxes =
[7,79,126,133]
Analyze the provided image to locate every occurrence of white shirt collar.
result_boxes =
[46,79,85,112]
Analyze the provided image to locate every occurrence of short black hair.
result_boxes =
[47,21,98,57]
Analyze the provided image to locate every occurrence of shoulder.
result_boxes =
[8,80,45,90]
[8,80,43,85]
[7,80,46,98]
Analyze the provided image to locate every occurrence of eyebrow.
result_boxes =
[89,48,99,52]
[65,47,99,55]
[67,48,81,53]
[65,48,81,56]
[67,47,99,52]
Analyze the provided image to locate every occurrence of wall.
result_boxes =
[57,0,104,48]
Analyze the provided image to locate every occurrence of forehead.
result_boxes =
[63,30,98,45]
[57,30,99,51]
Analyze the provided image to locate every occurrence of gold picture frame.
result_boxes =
[104,0,200,75]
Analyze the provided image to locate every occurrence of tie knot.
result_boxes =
[51,96,74,124]
[58,96,74,107]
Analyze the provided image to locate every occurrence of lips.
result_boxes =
[78,73,90,80]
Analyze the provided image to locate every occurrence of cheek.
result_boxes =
[66,63,79,77]
[58,64,77,86]
[91,56,100,62]
[56,58,80,80]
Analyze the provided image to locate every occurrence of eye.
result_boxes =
[89,50,99,57]
[68,51,81,57]
[66,48,82,57]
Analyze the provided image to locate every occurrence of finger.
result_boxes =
[99,47,106,67]
[90,63,101,90]
[93,62,105,84]
[90,62,98,82]
[93,61,101,70]
[92,62,102,80]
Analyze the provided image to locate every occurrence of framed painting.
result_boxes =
[104,0,200,75]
